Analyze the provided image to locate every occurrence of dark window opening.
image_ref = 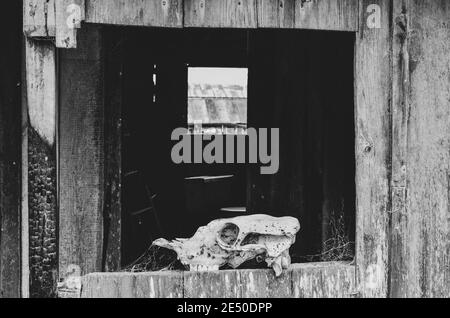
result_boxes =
[108,27,356,268]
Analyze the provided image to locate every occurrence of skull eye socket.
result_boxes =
[241,233,260,246]
[218,223,240,247]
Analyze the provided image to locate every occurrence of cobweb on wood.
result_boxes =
[123,245,186,272]
[298,212,354,263]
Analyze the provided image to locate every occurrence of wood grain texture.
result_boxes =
[257,0,295,28]
[291,263,356,298]
[24,0,56,37]
[25,39,58,298]
[55,0,86,48]
[355,0,391,298]
[79,263,355,298]
[0,1,22,298]
[184,0,257,28]
[81,272,184,298]
[184,270,241,298]
[59,25,104,277]
[240,269,292,298]
[85,0,182,27]
[390,0,450,298]
[295,0,358,31]
[103,30,123,272]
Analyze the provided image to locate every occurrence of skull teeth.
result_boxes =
[190,265,219,272]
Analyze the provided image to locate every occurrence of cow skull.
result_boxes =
[153,214,300,276]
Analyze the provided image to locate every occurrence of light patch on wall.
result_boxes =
[188,68,248,135]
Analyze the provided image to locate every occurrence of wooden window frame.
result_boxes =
[23,0,392,298]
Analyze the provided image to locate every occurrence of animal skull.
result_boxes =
[153,214,300,276]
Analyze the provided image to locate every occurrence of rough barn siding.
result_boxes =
[390,0,450,298]
[59,25,105,277]
[355,0,391,298]
[0,0,22,299]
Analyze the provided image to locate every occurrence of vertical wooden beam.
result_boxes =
[355,0,391,298]
[390,0,450,298]
[25,38,58,298]
[103,29,123,272]
[294,0,359,31]
[0,0,22,298]
[24,0,56,38]
[59,25,104,277]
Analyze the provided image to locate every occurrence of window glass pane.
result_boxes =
[188,67,248,135]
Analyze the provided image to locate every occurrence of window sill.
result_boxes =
[60,262,356,298]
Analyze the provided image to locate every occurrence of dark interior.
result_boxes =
[104,27,356,266]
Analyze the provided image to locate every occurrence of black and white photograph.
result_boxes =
[0,0,449,303]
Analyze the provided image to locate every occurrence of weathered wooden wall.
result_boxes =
[390,0,450,298]
[59,25,105,277]
[19,0,450,298]
[80,263,356,298]
[0,0,22,298]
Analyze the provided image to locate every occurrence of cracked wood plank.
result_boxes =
[355,0,391,298]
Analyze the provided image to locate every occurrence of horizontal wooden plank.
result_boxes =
[257,0,295,28]
[79,262,355,298]
[85,0,183,27]
[291,262,356,298]
[295,0,359,31]
[239,268,292,298]
[184,0,257,28]
[81,272,184,298]
[184,270,241,298]
[26,0,359,34]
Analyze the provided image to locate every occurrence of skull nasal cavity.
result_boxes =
[219,223,240,246]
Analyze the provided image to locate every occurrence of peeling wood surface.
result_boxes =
[85,0,183,27]
[295,0,358,31]
[0,1,22,298]
[59,25,104,277]
[390,0,450,298]
[184,0,258,28]
[24,0,56,37]
[355,0,391,298]
[78,263,355,298]
[25,39,58,298]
